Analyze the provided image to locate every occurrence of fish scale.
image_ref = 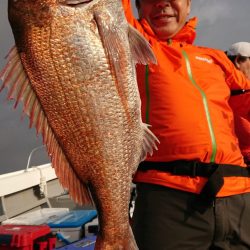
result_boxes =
[1,0,159,249]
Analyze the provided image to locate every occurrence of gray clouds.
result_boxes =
[190,0,250,48]
[0,0,250,174]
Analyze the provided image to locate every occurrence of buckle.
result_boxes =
[190,161,198,178]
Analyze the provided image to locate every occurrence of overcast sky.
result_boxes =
[0,0,250,174]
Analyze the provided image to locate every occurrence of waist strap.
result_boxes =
[138,161,250,177]
[138,161,250,213]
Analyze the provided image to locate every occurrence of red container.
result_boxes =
[0,225,56,250]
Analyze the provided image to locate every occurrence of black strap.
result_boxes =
[138,161,250,213]
[138,160,250,177]
[231,89,250,96]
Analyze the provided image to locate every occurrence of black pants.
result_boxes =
[132,183,250,250]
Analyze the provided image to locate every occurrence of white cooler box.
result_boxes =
[2,208,70,225]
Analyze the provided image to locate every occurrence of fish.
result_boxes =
[1,0,159,249]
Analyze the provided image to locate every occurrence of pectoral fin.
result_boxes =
[94,8,134,120]
[128,25,157,65]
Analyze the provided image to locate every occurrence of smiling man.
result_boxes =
[122,0,250,249]
[135,0,191,39]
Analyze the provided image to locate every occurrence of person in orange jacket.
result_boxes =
[226,42,250,165]
[122,0,250,249]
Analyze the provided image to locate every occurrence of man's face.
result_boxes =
[238,58,250,80]
[138,0,191,40]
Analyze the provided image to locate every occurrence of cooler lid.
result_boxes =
[47,210,97,228]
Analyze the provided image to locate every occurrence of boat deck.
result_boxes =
[0,164,98,249]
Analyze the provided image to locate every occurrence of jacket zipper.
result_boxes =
[182,50,217,163]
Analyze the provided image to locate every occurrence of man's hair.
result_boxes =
[226,52,249,65]
[135,0,140,8]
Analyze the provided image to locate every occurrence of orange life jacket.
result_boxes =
[122,0,250,196]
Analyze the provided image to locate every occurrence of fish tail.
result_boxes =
[94,226,138,250]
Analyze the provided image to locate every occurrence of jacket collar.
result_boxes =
[140,17,197,44]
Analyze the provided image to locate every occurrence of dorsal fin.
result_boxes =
[0,46,94,206]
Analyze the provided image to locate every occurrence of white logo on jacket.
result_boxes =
[195,56,213,64]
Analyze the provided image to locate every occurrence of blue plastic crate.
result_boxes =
[56,236,96,249]
[47,210,97,228]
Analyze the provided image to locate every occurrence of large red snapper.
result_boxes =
[1,0,158,249]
